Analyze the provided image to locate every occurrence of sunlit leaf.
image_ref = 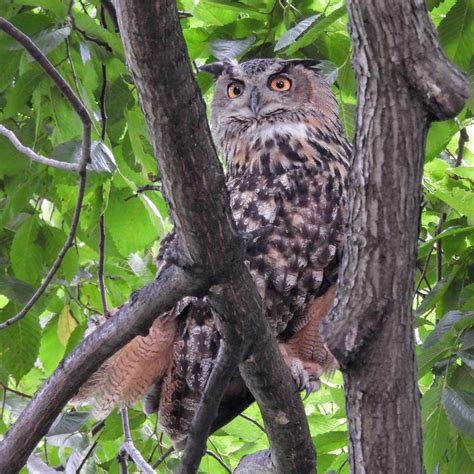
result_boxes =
[274,15,320,52]
[442,387,474,437]
[210,36,256,61]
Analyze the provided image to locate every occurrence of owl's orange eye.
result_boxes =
[227,81,244,99]
[269,75,291,92]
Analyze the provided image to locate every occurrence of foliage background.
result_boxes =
[0,0,472,472]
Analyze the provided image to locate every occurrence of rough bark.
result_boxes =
[0,2,315,472]
[115,2,315,472]
[321,0,469,472]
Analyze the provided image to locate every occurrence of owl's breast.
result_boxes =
[227,160,347,336]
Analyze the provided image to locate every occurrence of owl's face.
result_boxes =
[201,59,337,150]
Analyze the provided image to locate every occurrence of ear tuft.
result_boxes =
[199,62,226,78]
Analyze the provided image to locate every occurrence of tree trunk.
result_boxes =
[322,0,469,472]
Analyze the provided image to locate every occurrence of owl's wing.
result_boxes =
[73,231,193,418]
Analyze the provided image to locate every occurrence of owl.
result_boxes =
[76,58,351,448]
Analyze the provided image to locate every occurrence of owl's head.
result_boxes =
[201,58,340,153]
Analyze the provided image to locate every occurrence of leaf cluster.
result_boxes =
[0,0,472,472]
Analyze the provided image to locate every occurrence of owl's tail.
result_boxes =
[73,317,177,419]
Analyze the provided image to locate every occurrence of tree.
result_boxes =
[0,1,472,473]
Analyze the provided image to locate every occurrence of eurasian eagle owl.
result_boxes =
[77,58,351,448]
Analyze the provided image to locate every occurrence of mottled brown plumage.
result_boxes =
[75,58,350,447]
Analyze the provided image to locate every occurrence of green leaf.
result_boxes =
[51,140,117,173]
[47,411,90,436]
[210,36,256,61]
[423,404,450,474]
[105,188,159,257]
[339,102,356,140]
[423,311,474,349]
[434,188,474,220]
[426,121,457,161]
[281,7,347,54]
[442,387,474,437]
[26,27,71,61]
[13,0,68,18]
[10,215,44,285]
[438,0,474,70]
[1,70,43,120]
[0,309,41,383]
[416,267,460,317]
[0,274,35,305]
[39,315,65,375]
[57,305,78,346]
[193,1,239,26]
[274,15,321,52]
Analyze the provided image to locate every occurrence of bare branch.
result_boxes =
[119,408,155,474]
[320,0,468,471]
[98,214,108,314]
[177,343,239,474]
[0,265,205,472]
[0,124,79,171]
[151,447,174,469]
[0,18,92,330]
[0,18,91,125]
[205,450,232,473]
[113,1,316,471]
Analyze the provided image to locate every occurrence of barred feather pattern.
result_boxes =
[76,59,351,445]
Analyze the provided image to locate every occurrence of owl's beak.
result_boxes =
[250,88,261,115]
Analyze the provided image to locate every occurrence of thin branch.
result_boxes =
[456,127,469,167]
[435,213,446,283]
[124,184,161,201]
[0,156,88,330]
[0,19,90,125]
[100,0,119,31]
[205,450,232,473]
[177,343,240,474]
[0,383,32,400]
[75,436,101,474]
[0,18,92,331]
[98,215,108,314]
[0,125,79,172]
[119,408,155,474]
[239,413,266,433]
[151,446,174,469]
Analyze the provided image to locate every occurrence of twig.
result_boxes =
[124,184,162,201]
[415,249,434,293]
[0,125,79,171]
[75,437,100,473]
[0,19,90,125]
[456,127,469,167]
[151,446,174,469]
[205,450,232,473]
[435,213,446,283]
[434,127,469,285]
[177,343,240,474]
[0,18,91,330]
[239,413,266,433]
[100,0,119,31]
[0,383,32,400]
[119,408,155,474]
[98,214,108,314]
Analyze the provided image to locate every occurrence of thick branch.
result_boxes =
[115,1,315,472]
[321,0,469,367]
[0,266,204,473]
[0,3,315,472]
[320,0,468,472]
